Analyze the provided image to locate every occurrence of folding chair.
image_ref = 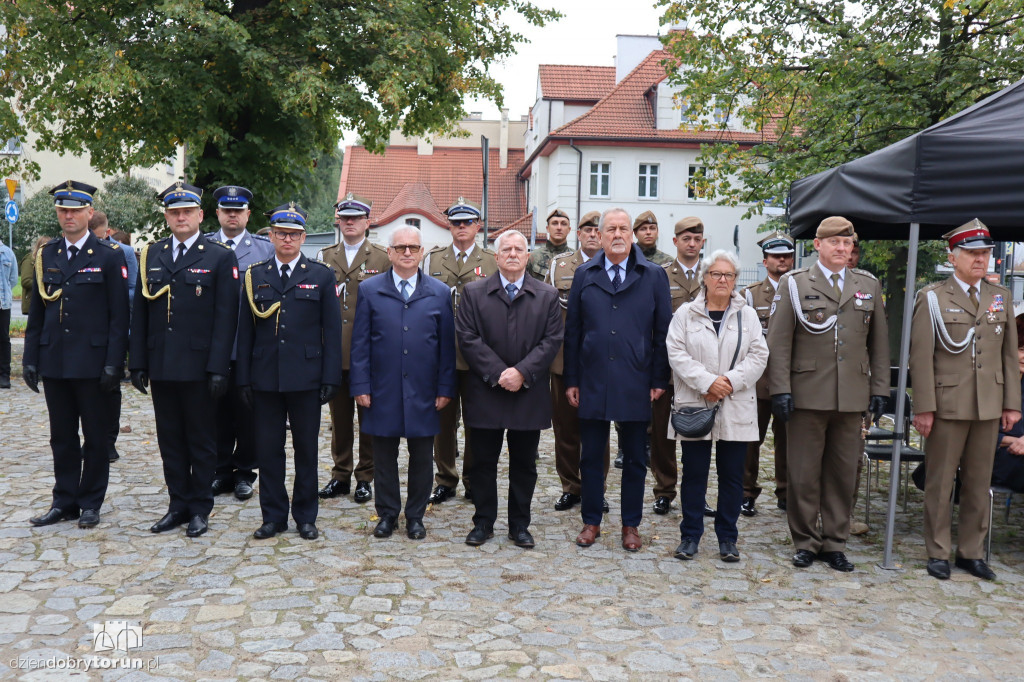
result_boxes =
[986,485,1015,563]
[863,389,924,525]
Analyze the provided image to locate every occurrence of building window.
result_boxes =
[713,103,730,126]
[589,162,610,198]
[405,218,421,228]
[638,163,659,199]
[0,136,21,155]
[688,165,710,201]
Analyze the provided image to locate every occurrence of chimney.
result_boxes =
[499,108,509,169]
[468,111,483,121]
[417,136,433,155]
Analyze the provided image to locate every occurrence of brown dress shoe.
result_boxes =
[575,524,601,547]
[621,526,642,552]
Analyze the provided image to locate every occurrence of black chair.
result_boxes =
[986,485,1016,563]
[863,389,925,525]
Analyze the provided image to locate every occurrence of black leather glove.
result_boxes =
[319,384,339,405]
[239,386,254,411]
[99,366,121,393]
[208,373,229,400]
[771,393,794,423]
[130,369,149,395]
[23,365,39,393]
[868,394,888,421]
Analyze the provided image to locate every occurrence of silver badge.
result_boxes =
[996,325,1003,335]
[196,285,203,297]
[855,299,862,307]
[770,302,777,316]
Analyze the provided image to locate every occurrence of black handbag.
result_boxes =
[671,309,743,438]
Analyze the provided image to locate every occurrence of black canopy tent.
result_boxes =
[787,75,1024,568]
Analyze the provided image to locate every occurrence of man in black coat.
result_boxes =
[129,182,239,538]
[24,180,130,528]
[457,230,563,548]
[236,203,342,540]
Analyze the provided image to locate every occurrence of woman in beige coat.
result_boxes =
[666,250,768,562]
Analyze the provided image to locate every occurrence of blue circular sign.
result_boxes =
[5,200,18,224]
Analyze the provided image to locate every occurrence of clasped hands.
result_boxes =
[702,375,733,403]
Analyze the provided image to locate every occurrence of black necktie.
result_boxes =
[177,243,186,262]
[68,245,79,264]
[281,264,290,287]
[611,264,622,290]
[225,239,235,249]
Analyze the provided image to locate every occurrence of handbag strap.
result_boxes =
[728,307,742,370]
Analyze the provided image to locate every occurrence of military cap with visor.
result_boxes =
[758,230,795,255]
[158,181,203,209]
[335,192,372,218]
[49,180,97,209]
[445,197,481,221]
[265,202,308,231]
[213,185,253,209]
[943,218,995,250]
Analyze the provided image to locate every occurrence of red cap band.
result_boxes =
[948,228,990,248]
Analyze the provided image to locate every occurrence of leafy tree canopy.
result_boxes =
[94,175,164,241]
[0,0,558,222]
[10,190,60,263]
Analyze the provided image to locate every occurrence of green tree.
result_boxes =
[0,0,557,222]
[661,0,1024,356]
[10,191,60,262]
[95,176,163,242]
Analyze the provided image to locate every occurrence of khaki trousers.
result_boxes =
[650,388,678,499]
[328,372,374,484]
[434,370,474,490]
[786,409,862,553]
[743,397,788,502]
[923,417,999,560]
[551,373,610,494]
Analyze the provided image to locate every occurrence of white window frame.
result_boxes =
[589,161,611,199]
[637,163,659,200]
[688,165,710,202]
[0,136,21,156]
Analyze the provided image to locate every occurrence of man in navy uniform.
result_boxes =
[24,180,130,528]
[130,182,239,538]
[237,202,342,540]
[207,185,274,502]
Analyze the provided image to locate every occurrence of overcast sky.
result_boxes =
[340,1,669,145]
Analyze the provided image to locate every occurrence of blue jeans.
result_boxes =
[581,419,647,526]
[680,439,747,544]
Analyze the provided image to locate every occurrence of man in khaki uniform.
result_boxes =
[650,217,705,515]
[549,211,610,512]
[526,209,573,282]
[910,220,1020,581]
[634,211,673,266]
[425,198,498,503]
[767,216,889,572]
[317,194,390,504]
[740,231,794,516]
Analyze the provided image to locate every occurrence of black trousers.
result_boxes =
[106,385,121,457]
[373,436,434,523]
[151,380,217,517]
[253,389,320,525]
[468,428,540,531]
[42,377,111,511]
[0,307,10,380]
[213,362,257,483]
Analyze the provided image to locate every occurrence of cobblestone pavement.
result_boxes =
[2,341,1024,680]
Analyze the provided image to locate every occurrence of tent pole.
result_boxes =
[880,222,919,570]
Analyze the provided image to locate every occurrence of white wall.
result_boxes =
[371,213,452,253]
[615,35,663,82]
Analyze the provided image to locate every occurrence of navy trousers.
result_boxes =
[680,439,747,544]
[581,419,647,526]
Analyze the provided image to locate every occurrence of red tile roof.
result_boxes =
[538,64,616,102]
[338,146,528,231]
[486,213,542,243]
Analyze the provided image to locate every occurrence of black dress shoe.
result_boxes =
[792,549,816,568]
[719,541,740,562]
[253,521,287,539]
[211,477,234,496]
[353,481,373,503]
[927,558,951,580]
[406,519,426,540]
[463,488,473,501]
[0,376,10,388]
[150,511,188,533]
[740,497,757,517]
[614,452,624,469]
[817,550,855,572]
[703,500,716,517]
[465,525,494,546]
[298,523,319,540]
[78,509,100,528]
[777,498,787,511]
[554,492,581,511]
[318,479,349,499]
[108,448,120,463]
[234,480,254,500]
[428,485,455,505]
[955,556,996,580]
[508,527,535,548]
[373,517,396,538]
[674,538,698,560]
[186,515,209,537]
[602,498,610,514]
[30,507,80,526]
[653,496,671,515]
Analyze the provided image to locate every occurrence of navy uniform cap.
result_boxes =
[213,185,253,209]
[335,192,371,217]
[265,201,308,231]
[446,196,481,221]
[158,181,203,209]
[757,230,795,255]
[49,180,97,209]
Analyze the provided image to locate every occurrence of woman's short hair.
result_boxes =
[697,249,742,289]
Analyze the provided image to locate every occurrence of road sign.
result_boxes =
[5,200,19,224]
[4,179,16,200]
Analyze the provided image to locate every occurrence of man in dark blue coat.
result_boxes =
[564,207,672,552]
[129,182,239,538]
[24,180,130,528]
[236,202,341,540]
[350,225,457,540]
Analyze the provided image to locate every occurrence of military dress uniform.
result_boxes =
[767,217,889,566]
[317,195,390,501]
[24,181,130,527]
[130,183,239,536]
[909,220,1019,579]
[425,228,497,498]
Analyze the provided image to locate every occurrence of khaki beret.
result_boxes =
[674,216,704,236]
[578,210,601,229]
[546,209,569,223]
[815,216,855,238]
[632,210,657,231]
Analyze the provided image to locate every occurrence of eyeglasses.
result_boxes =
[450,219,477,227]
[391,244,422,254]
[272,231,303,241]
[706,271,737,281]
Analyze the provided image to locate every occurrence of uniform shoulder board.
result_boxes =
[741,281,757,293]
[45,236,62,246]
[205,237,232,250]
[368,242,388,254]
[850,267,877,280]
[661,260,673,270]
[252,233,271,242]
[987,280,1011,294]
[426,245,445,254]
[306,258,330,269]
[481,246,496,256]
[916,281,942,296]
[100,239,120,250]
[252,255,275,269]
[788,267,810,275]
